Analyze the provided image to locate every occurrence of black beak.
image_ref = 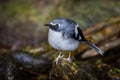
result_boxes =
[44,23,52,26]
[44,23,57,30]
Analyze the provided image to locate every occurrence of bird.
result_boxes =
[44,18,104,64]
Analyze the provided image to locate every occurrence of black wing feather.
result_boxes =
[73,27,86,41]
[73,27,104,55]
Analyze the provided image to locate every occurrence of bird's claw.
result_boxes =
[54,52,64,64]
[63,52,72,63]
[63,57,72,63]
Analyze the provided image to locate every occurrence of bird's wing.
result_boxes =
[72,26,86,41]
[61,24,86,41]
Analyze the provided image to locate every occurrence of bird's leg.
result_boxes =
[63,52,72,63]
[54,51,64,64]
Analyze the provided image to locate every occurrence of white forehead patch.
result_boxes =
[75,24,79,38]
[50,22,56,25]
[50,22,60,26]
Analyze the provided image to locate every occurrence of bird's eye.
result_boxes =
[55,23,60,27]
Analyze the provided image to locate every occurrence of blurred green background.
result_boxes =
[0,0,120,49]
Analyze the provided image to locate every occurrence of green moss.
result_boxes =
[95,59,102,65]
[109,68,120,73]
[72,62,78,67]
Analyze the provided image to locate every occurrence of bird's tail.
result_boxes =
[84,41,104,55]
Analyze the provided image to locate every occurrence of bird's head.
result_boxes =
[44,18,78,32]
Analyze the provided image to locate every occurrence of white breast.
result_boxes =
[48,29,79,51]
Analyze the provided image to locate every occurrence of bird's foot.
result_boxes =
[63,52,72,63]
[63,57,72,63]
[54,52,64,65]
